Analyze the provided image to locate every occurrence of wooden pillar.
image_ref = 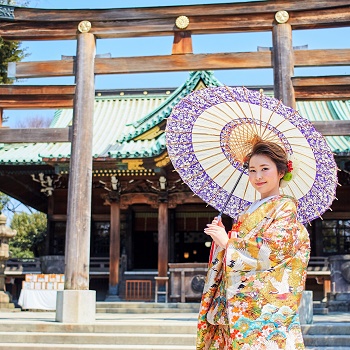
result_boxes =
[172,31,193,54]
[45,195,54,255]
[0,108,3,127]
[272,11,295,109]
[158,201,169,279]
[109,200,121,296]
[64,31,95,290]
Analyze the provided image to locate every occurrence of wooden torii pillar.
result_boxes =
[272,10,295,109]
[56,21,96,323]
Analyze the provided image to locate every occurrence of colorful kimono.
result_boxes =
[197,195,310,350]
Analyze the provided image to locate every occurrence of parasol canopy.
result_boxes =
[165,86,338,223]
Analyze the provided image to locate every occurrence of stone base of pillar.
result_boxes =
[104,294,121,301]
[56,290,96,323]
[105,284,121,301]
[298,290,313,324]
[0,291,19,311]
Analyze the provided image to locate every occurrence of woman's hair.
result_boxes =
[246,141,288,175]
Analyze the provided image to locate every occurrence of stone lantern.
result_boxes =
[0,213,17,310]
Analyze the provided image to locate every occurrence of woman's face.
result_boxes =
[248,154,284,199]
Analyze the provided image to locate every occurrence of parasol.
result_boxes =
[165,86,338,223]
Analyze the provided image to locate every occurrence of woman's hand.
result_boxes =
[204,217,229,248]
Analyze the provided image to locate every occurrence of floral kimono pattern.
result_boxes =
[197,195,310,350]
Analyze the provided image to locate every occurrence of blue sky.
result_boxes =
[4,0,350,127]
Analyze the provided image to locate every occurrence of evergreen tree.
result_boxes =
[0,0,28,84]
[9,212,47,258]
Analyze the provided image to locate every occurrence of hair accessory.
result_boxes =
[280,156,300,188]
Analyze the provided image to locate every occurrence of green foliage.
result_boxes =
[0,37,27,84]
[0,192,10,212]
[0,0,29,84]
[9,212,47,258]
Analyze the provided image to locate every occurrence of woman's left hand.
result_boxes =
[204,217,229,248]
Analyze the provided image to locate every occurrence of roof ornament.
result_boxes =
[78,20,92,33]
[175,15,190,29]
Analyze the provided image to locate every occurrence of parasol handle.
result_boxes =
[217,162,248,220]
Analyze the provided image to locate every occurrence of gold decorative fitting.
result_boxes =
[78,20,92,33]
[175,15,190,29]
[275,10,289,24]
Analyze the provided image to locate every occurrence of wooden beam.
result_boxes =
[8,1,350,22]
[293,76,350,87]
[294,49,350,67]
[8,61,75,78]
[0,127,71,143]
[0,122,348,142]
[294,76,350,100]
[0,85,75,95]
[312,121,350,136]
[9,49,350,79]
[0,1,349,40]
[0,100,74,109]
[0,85,75,109]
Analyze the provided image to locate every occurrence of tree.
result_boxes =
[9,212,47,258]
[16,115,52,128]
[0,0,29,84]
[0,192,10,213]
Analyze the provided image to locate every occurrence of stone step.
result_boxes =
[2,346,350,350]
[0,332,196,346]
[95,302,200,309]
[306,347,350,350]
[0,322,197,334]
[0,345,194,350]
[302,323,350,335]
[313,308,329,315]
[303,335,350,347]
[0,307,21,312]
[313,302,327,308]
[95,302,200,314]
[96,307,198,313]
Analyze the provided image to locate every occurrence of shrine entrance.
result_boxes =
[173,205,233,264]
[132,210,158,270]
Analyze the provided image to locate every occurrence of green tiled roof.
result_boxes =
[119,71,222,142]
[296,100,350,154]
[0,71,349,166]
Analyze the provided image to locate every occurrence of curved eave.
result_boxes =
[108,133,166,159]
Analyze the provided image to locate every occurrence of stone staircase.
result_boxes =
[0,319,197,349]
[0,302,349,349]
[303,323,350,349]
[313,301,329,315]
[96,301,200,314]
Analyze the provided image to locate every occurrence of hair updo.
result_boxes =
[245,141,288,175]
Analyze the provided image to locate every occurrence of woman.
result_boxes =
[197,141,310,350]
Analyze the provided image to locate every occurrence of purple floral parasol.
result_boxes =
[165,86,338,223]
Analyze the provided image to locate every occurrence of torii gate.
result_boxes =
[0,1,350,323]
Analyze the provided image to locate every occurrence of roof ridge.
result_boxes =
[118,71,222,142]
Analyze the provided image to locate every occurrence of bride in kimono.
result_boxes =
[197,141,311,350]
